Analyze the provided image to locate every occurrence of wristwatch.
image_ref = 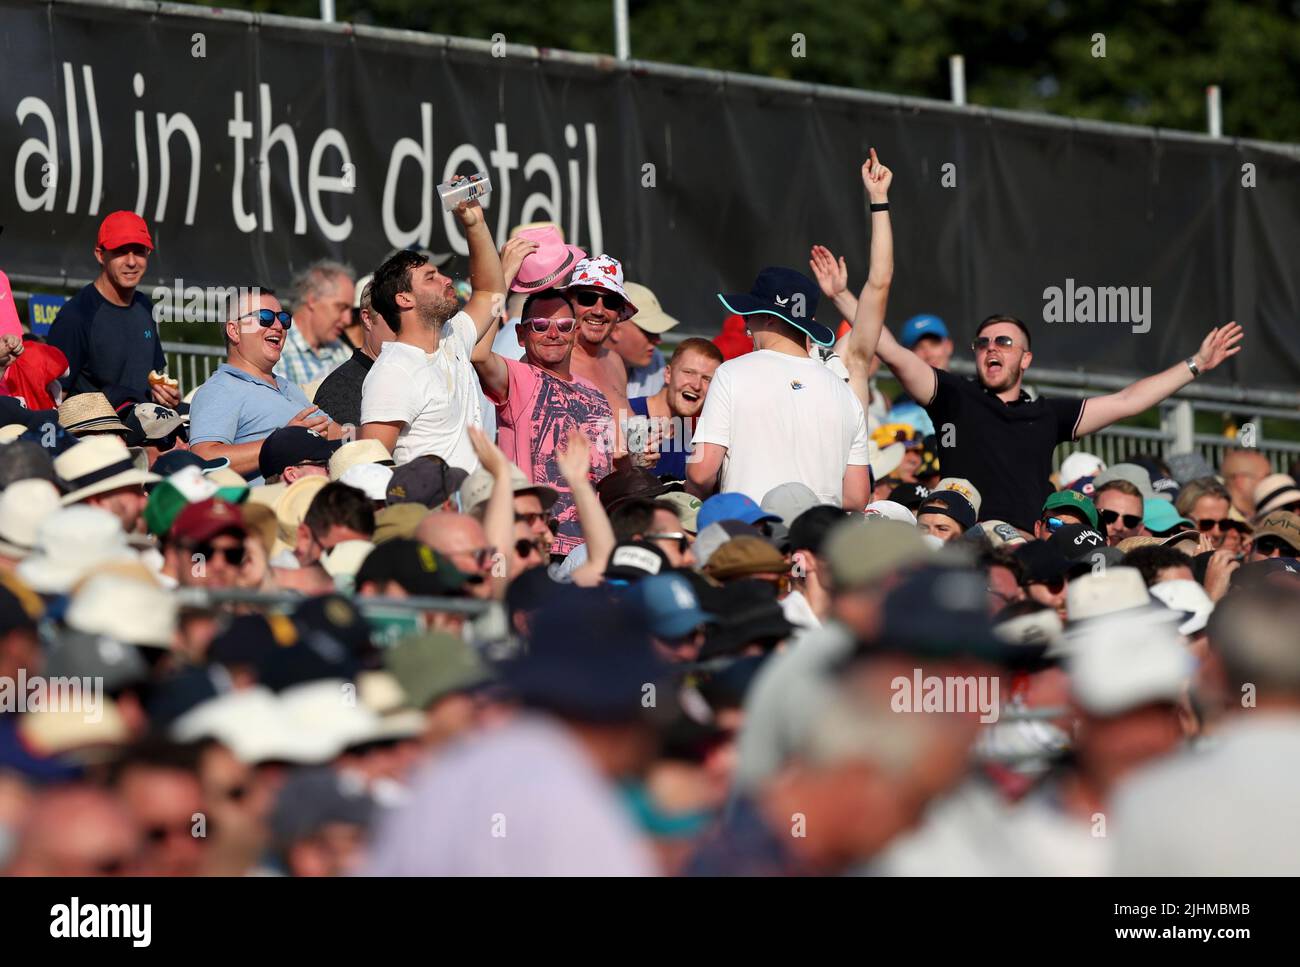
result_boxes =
[1185,356,1201,378]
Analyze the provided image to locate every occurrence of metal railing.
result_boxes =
[162,341,225,398]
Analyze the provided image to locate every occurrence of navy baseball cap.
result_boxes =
[631,572,715,640]
[502,586,668,722]
[151,448,229,480]
[898,314,950,349]
[257,426,340,480]
[697,492,781,532]
[717,267,834,347]
[916,490,977,532]
[873,565,1012,662]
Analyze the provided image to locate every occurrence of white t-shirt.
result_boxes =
[691,349,870,504]
[360,311,482,471]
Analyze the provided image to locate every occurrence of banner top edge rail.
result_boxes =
[44,0,1300,156]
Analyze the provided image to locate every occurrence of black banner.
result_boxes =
[2,0,1299,387]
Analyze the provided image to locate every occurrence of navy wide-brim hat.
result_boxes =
[717,266,835,347]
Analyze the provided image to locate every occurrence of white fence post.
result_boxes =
[1168,400,1195,454]
[613,0,630,60]
[949,55,966,106]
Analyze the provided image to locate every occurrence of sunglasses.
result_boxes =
[1254,536,1293,556]
[194,543,246,567]
[1040,516,1066,532]
[463,546,497,570]
[515,511,548,528]
[971,334,1018,352]
[523,316,576,334]
[645,531,691,555]
[1099,509,1144,529]
[237,308,293,329]
[571,289,626,313]
[515,537,548,559]
[1197,518,1248,534]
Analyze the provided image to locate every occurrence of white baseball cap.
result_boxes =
[339,462,393,502]
[864,500,916,525]
[1060,452,1106,487]
[1148,579,1215,636]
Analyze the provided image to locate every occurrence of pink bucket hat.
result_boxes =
[510,225,586,294]
[562,255,638,320]
[0,270,22,338]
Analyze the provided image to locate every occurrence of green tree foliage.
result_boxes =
[205,0,1300,141]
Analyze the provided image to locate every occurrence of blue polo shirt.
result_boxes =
[189,363,322,470]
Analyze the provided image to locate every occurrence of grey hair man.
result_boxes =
[276,259,356,385]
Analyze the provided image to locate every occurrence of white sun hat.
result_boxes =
[16,506,138,594]
[65,571,178,648]
[172,686,340,765]
[0,478,62,558]
[1068,614,1193,716]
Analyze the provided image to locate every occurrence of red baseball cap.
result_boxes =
[97,211,154,252]
[171,498,247,544]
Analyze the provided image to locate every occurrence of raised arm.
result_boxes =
[556,429,617,585]
[467,426,516,597]
[1074,322,1243,437]
[471,321,510,402]
[811,150,894,413]
[455,193,509,342]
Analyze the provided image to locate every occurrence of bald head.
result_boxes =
[8,785,140,876]
[418,511,494,595]
[1222,448,1271,515]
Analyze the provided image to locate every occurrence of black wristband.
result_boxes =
[869,202,890,212]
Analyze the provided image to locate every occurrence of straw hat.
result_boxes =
[328,439,394,481]
[275,475,329,546]
[56,436,160,505]
[57,392,129,436]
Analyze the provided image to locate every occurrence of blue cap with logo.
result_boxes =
[697,492,781,532]
[899,314,950,349]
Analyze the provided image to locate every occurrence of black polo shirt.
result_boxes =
[923,368,1085,531]
[311,348,374,430]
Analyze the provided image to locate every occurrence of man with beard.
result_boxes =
[561,255,637,423]
[870,314,1244,530]
[626,338,723,479]
[359,192,506,471]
